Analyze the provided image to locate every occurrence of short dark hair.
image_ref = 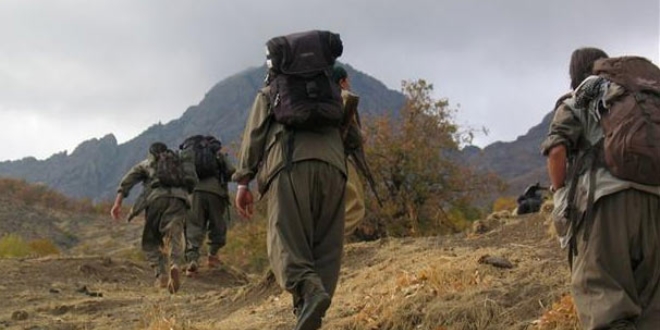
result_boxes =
[569,47,609,90]
[149,142,168,155]
[332,65,348,84]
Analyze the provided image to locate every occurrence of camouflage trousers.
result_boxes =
[571,189,660,330]
[143,197,187,277]
[185,191,229,263]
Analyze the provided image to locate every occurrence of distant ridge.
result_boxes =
[0,63,406,202]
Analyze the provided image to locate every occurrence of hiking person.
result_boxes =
[542,47,660,329]
[110,142,197,294]
[179,135,235,276]
[333,66,366,236]
[334,66,383,237]
[233,30,346,330]
[516,182,545,215]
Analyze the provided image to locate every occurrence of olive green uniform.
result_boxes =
[233,87,346,310]
[340,89,367,236]
[185,153,235,263]
[117,156,191,278]
[542,87,660,329]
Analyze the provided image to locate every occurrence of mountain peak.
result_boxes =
[0,64,405,201]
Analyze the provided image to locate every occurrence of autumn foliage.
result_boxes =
[0,177,110,214]
[361,80,503,237]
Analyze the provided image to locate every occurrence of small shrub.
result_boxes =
[28,239,60,257]
[219,204,269,274]
[0,177,116,215]
[115,247,146,262]
[0,234,32,258]
[492,196,517,213]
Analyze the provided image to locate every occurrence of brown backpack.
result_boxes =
[592,56,660,185]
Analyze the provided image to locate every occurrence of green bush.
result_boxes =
[0,234,61,258]
[0,234,32,258]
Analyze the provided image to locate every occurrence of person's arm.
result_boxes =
[110,161,148,221]
[540,98,582,192]
[547,144,567,191]
[233,90,271,219]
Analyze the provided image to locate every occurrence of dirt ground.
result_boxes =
[0,212,574,330]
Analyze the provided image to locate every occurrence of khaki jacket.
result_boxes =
[232,87,346,195]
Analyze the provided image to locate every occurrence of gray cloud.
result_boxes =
[0,0,658,160]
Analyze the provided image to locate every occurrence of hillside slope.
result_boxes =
[0,212,575,330]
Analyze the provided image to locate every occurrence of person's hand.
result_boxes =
[110,193,125,222]
[235,186,254,219]
[110,203,122,221]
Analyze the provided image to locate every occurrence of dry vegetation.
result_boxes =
[0,202,579,330]
[0,177,112,214]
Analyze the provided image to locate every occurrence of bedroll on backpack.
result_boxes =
[592,56,660,185]
[266,30,344,129]
[180,135,222,179]
[154,149,187,188]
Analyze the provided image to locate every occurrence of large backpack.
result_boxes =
[592,56,660,185]
[153,149,186,188]
[180,135,222,179]
[266,30,344,129]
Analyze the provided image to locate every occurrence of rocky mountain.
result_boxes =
[465,111,554,196]
[0,63,406,202]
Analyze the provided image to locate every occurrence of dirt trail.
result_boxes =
[0,213,572,330]
[0,256,252,330]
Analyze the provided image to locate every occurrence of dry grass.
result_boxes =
[139,304,210,330]
[330,214,571,330]
[341,253,515,329]
[536,295,579,330]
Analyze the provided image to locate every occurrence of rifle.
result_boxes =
[349,148,383,207]
[342,93,383,207]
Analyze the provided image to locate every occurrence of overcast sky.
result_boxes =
[0,0,658,161]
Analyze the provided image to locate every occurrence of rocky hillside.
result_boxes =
[0,63,405,202]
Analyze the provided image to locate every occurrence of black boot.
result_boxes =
[294,291,330,330]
